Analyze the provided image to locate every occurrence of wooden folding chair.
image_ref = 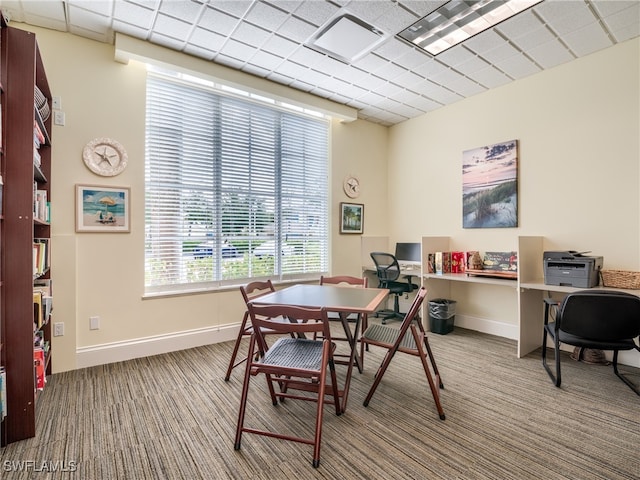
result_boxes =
[361,287,446,420]
[317,275,368,371]
[234,303,341,468]
[224,280,294,381]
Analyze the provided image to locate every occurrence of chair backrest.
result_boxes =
[558,290,640,341]
[320,275,367,288]
[394,286,428,343]
[370,252,401,284]
[247,303,331,340]
[240,280,276,305]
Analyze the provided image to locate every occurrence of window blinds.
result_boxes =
[145,73,329,294]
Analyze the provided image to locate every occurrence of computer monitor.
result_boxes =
[395,242,421,266]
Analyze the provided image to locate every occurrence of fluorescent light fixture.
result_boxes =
[399,0,542,55]
[307,13,389,63]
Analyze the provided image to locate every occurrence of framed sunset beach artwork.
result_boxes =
[462,140,518,228]
[76,185,130,232]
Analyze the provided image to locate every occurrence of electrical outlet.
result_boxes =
[54,110,65,126]
[90,316,100,330]
[52,96,62,109]
[54,322,64,336]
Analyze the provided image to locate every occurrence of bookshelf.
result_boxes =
[0,22,53,445]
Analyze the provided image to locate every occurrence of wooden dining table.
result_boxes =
[250,283,389,413]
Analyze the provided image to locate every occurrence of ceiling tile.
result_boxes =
[538,2,598,36]
[233,21,271,47]
[454,54,491,76]
[373,37,412,62]
[219,38,256,63]
[525,38,574,69]
[600,2,640,42]
[189,27,226,52]
[496,10,544,40]
[153,13,192,42]
[562,22,612,57]
[245,1,290,30]
[262,33,299,58]
[277,14,317,43]
[113,1,156,30]
[149,31,187,51]
[494,53,541,79]
[466,66,512,89]
[248,49,284,70]
[158,0,204,24]
[67,5,112,33]
[446,76,485,97]
[372,2,418,33]
[291,0,339,26]
[199,7,239,36]
[210,0,252,19]
[67,0,113,17]
[464,29,507,55]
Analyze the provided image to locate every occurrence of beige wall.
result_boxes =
[388,37,640,325]
[24,23,639,372]
[24,25,387,372]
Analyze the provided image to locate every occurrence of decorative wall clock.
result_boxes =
[83,137,128,177]
[343,175,360,198]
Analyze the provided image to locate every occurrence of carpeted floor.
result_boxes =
[1,326,638,479]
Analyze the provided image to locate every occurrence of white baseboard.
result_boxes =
[76,325,239,369]
[76,316,639,370]
[453,313,519,340]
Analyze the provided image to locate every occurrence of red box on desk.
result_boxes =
[451,251,465,273]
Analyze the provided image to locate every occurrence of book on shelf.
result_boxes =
[33,238,50,276]
[34,278,53,296]
[34,189,48,222]
[33,147,41,167]
[33,119,45,148]
[0,367,6,420]
[34,348,46,391]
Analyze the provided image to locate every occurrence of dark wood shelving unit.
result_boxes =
[0,20,53,446]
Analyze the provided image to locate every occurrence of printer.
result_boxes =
[543,251,603,288]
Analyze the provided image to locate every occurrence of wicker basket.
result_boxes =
[600,269,640,289]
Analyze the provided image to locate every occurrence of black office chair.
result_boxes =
[370,252,418,324]
[542,290,640,396]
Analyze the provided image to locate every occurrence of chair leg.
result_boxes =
[421,330,444,389]
[225,312,250,381]
[541,332,561,387]
[234,334,257,450]
[411,326,445,420]
[363,347,398,407]
[612,349,640,396]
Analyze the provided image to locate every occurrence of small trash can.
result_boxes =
[428,299,457,335]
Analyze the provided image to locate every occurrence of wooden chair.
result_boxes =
[317,275,368,371]
[361,287,446,420]
[224,280,293,381]
[234,303,341,468]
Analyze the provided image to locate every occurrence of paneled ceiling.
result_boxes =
[1,0,638,126]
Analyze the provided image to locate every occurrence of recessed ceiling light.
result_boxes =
[399,0,542,55]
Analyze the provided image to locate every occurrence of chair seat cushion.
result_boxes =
[262,338,324,370]
[384,280,418,294]
[546,324,638,351]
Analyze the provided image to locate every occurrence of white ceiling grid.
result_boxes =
[0,0,637,126]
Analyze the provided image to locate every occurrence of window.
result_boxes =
[145,72,329,294]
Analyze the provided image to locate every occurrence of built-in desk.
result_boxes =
[361,235,639,368]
